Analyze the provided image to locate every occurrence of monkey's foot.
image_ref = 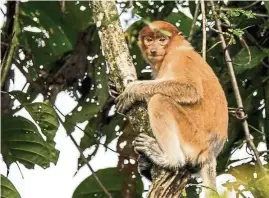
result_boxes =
[134,133,181,170]
[134,134,165,164]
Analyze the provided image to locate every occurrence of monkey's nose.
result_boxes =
[150,49,157,55]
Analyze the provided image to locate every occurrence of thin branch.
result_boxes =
[200,0,206,60]
[249,124,263,135]
[209,26,231,36]
[1,1,20,87]
[221,1,261,10]
[207,41,222,52]
[69,134,112,198]
[225,140,246,168]
[56,109,112,198]
[188,2,199,42]
[54,105,136,160]
[241,0,261,9]
[259,150,269,155]
[210,0,265,173]
[14,59,45,94]
[216,8,268,17]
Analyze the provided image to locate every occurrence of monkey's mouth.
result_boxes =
[148,55,164,59]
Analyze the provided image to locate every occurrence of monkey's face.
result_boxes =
[142,34,170,65]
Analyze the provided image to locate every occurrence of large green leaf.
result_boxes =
[9,92,60,163]
[1,175,21,198]
[19,1,92,67]
[1,115,50,169]
[233,46,268,74]
[72,168,143,198]
[24,101,60,163]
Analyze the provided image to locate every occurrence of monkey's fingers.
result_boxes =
[136,133,155,143]
[115,96,132,113]
[134,135,149,147]
[108,82,119,98]
[115,93,124,104]
[109,89,119,99]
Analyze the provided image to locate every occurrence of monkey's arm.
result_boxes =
[115,79,203,113]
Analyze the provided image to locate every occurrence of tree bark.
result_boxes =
[91,1,190,197]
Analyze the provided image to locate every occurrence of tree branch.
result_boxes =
[200,0,206,60]
[188,2,199,42]
[90,1,190,197]
[1,1,20,87]
[210,0,265,173]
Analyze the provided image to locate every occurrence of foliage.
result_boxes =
[1,1,269,198]
[1,175,21,198]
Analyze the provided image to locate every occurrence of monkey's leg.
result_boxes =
[134,94,186,170]
[201,158,218,197]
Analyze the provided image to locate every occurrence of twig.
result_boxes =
[241,0,261,9]
[249,124,263,135]
[14,59,45,94]
[69,134,112,198]
[188,2,199,42]
[259,150,269,155]
[210,0,265,173]
[207,41,222,52]
[221,1,261,10]
[225,140,246,168]
[1,1,20,87]
[56,109,112,198]
[54,105,136,160]
[187,183,218,193]
[200,0,206,60]
[216,8,268,18]
[209,26,231,36]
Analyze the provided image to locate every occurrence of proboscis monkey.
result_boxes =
[115,21,228,197]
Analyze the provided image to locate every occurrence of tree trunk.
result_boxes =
[91,1,190,197]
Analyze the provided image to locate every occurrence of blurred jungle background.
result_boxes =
[1,1,269,198]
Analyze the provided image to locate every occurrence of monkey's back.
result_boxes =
[170,50,228,162]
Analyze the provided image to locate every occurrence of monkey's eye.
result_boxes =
[144,36,153,44]
[159,37,167,42]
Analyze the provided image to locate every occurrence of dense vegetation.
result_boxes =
[1,1,269,197]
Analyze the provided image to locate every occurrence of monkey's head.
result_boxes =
[138,21,181,66]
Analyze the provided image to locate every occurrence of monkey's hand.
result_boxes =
[115,82,138,113]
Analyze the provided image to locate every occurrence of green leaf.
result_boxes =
[232,46,268,74]
[64,61,109,133]
[9,92,60,164]
[72,168,143,198]
[1,175,21,198]
[19,1,92,67]
[24,101,60,163]
[1,115,50,169]
[164,11,197,36]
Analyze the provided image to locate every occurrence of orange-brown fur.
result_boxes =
[116,21,228,196]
